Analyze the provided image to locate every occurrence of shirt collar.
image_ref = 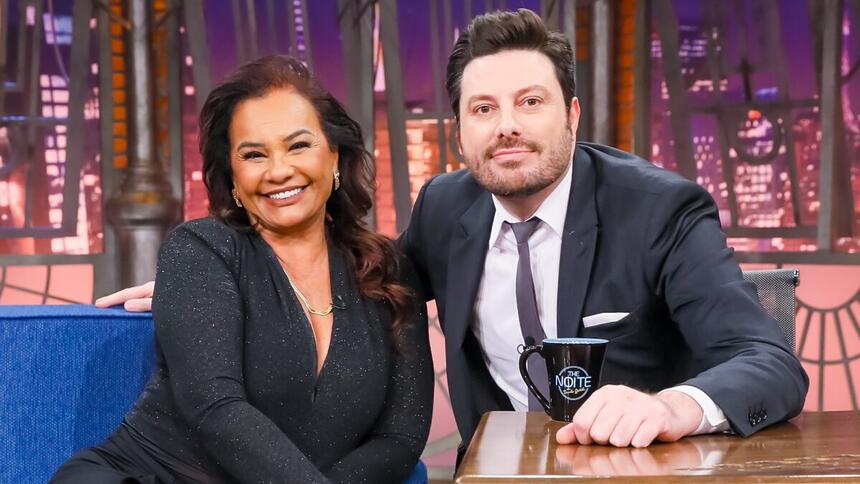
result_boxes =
[487,159,573,248]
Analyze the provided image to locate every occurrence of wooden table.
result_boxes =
[455,411,860,482]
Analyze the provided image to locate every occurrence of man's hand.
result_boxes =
[556,385,703,448]
[95,281,155,312]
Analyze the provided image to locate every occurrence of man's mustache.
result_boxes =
[484,138,542,160]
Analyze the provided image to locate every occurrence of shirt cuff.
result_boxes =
[660,385,730,435]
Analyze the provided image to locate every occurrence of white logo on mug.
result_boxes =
[555,366,593,401]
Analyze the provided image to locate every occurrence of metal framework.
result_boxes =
[0,0,121,297]
[632,1,860,413]
[0,0,326,295]
[638,0,860,264]
[0,0,84,238]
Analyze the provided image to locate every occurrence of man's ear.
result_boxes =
[455,120,463,154]
[568,97,581,136]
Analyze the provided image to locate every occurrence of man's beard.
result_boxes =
[465,126,573,198]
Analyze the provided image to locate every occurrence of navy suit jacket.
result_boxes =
[400,142,808,454]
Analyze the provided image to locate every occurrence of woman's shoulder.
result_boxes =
[162,217,248,262]
[177,217,240,237]
[397,254,428,303]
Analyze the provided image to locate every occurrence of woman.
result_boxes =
[52,55,433,483]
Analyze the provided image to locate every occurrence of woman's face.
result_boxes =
[229,87,338,238]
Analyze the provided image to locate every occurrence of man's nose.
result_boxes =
[495,107,523,138]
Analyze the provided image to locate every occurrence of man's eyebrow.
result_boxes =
[464,94,496,106]
[514,85,550,97]
[464,85,551,107]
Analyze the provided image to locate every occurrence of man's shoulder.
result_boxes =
[579,142,703,198]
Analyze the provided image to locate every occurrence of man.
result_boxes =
[100,9,807,460]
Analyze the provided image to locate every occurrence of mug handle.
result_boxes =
[518,344,551,413]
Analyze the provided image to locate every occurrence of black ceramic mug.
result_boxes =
[518,338,609,421]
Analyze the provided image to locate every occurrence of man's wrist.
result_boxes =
[661,385,730,435]
[657,390,705,437]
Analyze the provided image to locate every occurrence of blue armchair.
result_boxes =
[0,305,427,484]
[0,305,154,483]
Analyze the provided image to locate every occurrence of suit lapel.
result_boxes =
[445,192,494,350]
[557,146,600,337]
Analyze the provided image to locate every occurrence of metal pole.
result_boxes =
[541,0,560,31]
[24,0,45,236]
[94,2,119,298]
[631,0,651,159]
[337,0,374,139]
[763,0,803,227]
[165,0,184,204]
[0,0,8,114]
[106,0,180,287]
[591,0,614,145]
[337,0,375,229]
[183,0,211,110]
[299,0,313,71]
[265,0,277,54]
[562,0,579,137]
[818,0,854,249]
[379,0,413,233]
[430,0,448,174]
[231,0,247,64]
[245,0,259,60]
[653,0,697,180]
[287,0,297,57]
[703,1,739,227]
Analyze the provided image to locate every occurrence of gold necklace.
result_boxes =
[286,275,334,316]
[275,253,334,316]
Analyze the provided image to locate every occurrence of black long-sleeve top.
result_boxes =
[122,218,433,483]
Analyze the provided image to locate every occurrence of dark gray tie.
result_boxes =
[505,218,549,410]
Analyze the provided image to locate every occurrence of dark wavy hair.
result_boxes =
[199,54,414,332]
[446,8,576,120]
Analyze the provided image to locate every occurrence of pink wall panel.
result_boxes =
[795,265,860,309]
[46,265,94,304]
[5,266,49,294]
[0,264,93,304]
[791,265,860,411]
[0,287,46,305]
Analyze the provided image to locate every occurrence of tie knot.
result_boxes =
[505,217,541,245]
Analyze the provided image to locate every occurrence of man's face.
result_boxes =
[458,49,580,198]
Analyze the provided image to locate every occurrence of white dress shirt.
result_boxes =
[471,161,729,435]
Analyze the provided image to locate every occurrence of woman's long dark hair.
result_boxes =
[199,55,414,331]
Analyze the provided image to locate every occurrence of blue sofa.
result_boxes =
[0,304,427,484]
